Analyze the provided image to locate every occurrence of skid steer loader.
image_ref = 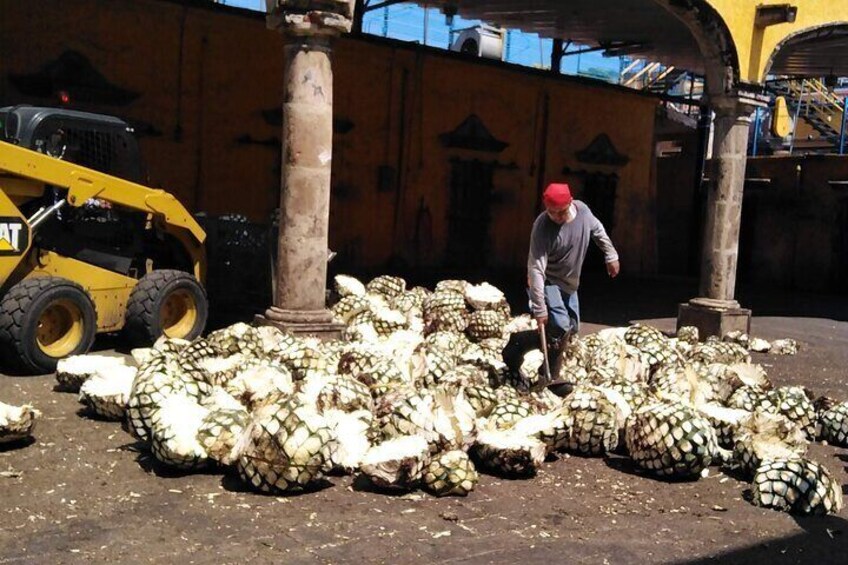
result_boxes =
[0,106,208,374]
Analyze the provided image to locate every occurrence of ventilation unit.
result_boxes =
[450,25,504,61]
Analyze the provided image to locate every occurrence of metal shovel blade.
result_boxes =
[538,323,552,385]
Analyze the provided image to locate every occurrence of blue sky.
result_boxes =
[220,1,623,80]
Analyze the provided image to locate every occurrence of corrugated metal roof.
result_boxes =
[417,1,848,79]
[416,0,706,73]
[769,25,848,77]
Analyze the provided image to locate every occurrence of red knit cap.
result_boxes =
[543,182,573,208]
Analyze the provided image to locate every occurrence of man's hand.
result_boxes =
[536,316,548,328]
[606,260,620,278]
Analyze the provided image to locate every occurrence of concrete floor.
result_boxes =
[1,276,847,564]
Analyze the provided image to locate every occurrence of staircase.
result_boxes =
[620,59,694,93]
[620,59,704,117]
[770,78,846,144]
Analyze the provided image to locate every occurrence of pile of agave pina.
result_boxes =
[53,274,845,515]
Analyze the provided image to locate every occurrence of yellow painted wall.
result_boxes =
[705,0,848,83]
[332,41,658,273]
[0,0,659,276]
[548,84,659,273]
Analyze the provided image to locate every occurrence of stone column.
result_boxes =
[678,95,759,338]
[256,0,354,339]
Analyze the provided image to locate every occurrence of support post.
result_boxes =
[423,2,429,46]
[789,79,806,155]
[352,0,365,34]
[551,38,563,74]
[257,0,353,340]
[840,96,847,155]
[382,5,389,36]
[751,108,761,156]
[678,95,762,338]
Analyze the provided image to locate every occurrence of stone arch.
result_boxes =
[653,0,740,98]
[762,22,848,81]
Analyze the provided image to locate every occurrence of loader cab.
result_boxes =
[0,105,143,183]
[0,106,169,278]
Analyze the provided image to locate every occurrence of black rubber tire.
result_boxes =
[0,277,97,375]
[123,270,208,347]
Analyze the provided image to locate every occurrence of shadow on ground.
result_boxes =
[429,270,848,326]
[678,514,848,564]
[573,273,848,326]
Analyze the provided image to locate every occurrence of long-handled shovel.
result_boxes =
[538,323,552,387]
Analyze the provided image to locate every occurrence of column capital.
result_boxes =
[709,88,770,117]
[266,0,355,37]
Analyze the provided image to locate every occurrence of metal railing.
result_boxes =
[775,78,846,145]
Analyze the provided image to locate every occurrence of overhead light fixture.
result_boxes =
[755,4,798,27]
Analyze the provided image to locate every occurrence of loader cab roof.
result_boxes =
[0,105,143,183]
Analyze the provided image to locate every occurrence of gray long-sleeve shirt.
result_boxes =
[527,200,619,318]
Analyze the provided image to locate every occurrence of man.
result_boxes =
[527,182,620,360]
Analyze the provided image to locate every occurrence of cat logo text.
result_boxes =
[0,218,29,256]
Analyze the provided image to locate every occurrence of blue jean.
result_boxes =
[543,284,580,339]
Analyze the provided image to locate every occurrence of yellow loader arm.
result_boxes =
[0,140,204,242]
[0,140,206,286]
